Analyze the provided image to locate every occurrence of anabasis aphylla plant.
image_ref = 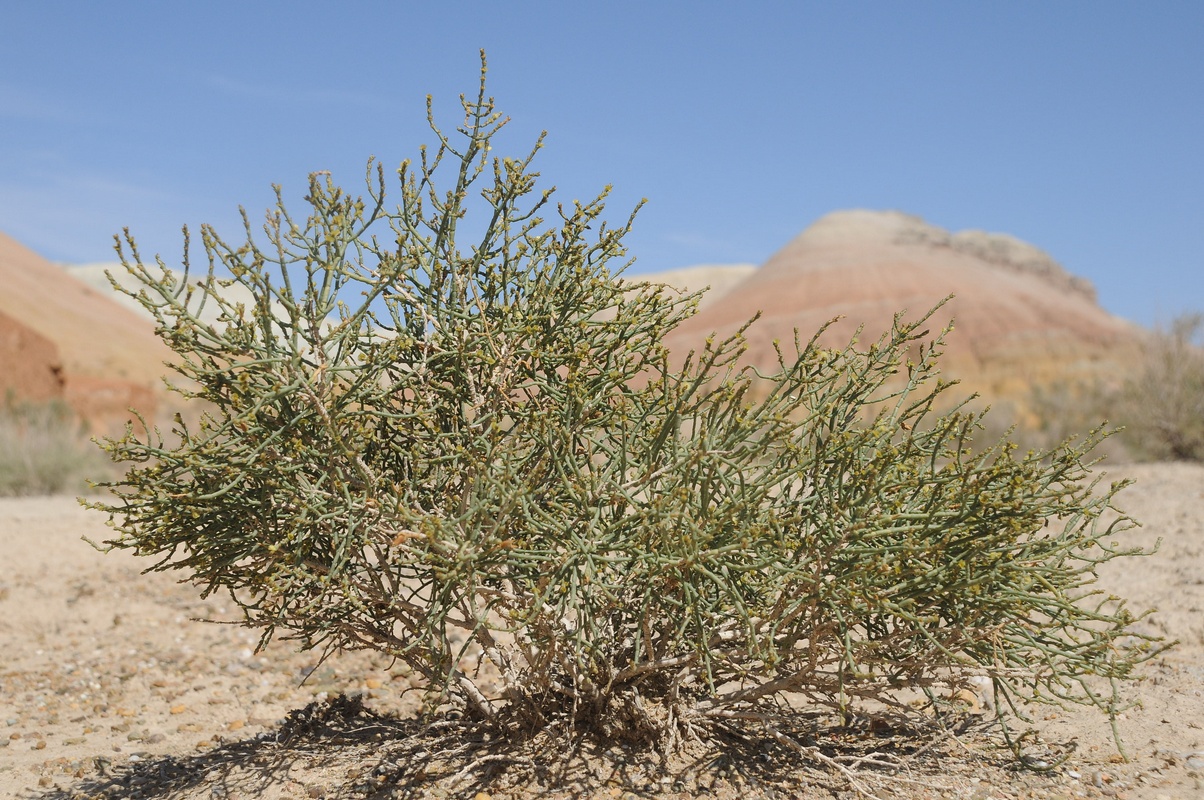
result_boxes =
[91,55,1166,761]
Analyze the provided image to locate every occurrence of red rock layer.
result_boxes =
[0,309,64,405]
[0,231,172,432]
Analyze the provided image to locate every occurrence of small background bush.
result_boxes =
[1114,313,1204,461]
[0,397,110,496]
[994,312,1204,464]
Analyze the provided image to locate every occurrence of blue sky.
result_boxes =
[2,2,1201,326]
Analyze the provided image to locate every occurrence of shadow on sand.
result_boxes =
[30,694,996,800]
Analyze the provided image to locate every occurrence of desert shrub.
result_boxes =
[90,60,1164,760]
[1114,313,1204,461]
[1016,314,1204,463]
[0,397,106,496]
[981,380,1134,465]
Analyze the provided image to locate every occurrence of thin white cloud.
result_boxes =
[0,168,175,205]
[0,169,180,262]
[0,82,78,122]
[662,230,742,256]
[200,73,389,111]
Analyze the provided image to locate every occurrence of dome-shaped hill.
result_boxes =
[659,210,1144,405]
[631,263,758,309]
[0,232,171,431]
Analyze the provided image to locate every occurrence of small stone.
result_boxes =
[33,740,47,750]
[365,678,383,690]
[170,704,187,714]
[116,708,137,718]
[38,776,52,787]
[473,793,492,800]
[950,688,983,713]
[227,719,245,731]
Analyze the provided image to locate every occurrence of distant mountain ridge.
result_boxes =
[0,211,1145,430]
[626,263,758,309]
[647,210,1143,406]
[888,213,1097,302]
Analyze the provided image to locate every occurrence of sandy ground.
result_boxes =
[1,462,1202,800]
